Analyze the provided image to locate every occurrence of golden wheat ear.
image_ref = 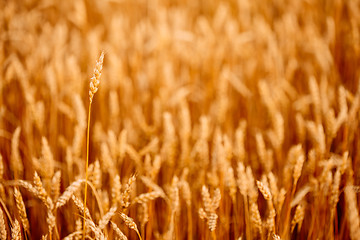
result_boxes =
[83,51,105,240]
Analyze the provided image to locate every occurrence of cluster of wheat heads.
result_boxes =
[1,0,360,239]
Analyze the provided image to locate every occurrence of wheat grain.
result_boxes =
[250,202,262,235]
[246,167,258,202]
[89,51,105,103]
[89,160,101,190]
[0,207,7,240]
[75,219,83,240]
[179,179,191,207]
[267,172,278,202]
[335,86,348,132]
[110,221,128,240]
[309,76,321,124]
[345,185,360,239]
[201,185,212,213]
[140,176,166,198]
[277,188,286,215]
[290,185,311,208]
[225,167,237,202]
[198,208,207,219]
[291,204,305,233]
[211,188,221,211]
[121,174,136,209]
[14,187,29,232]
[161,112,177,166]
[293,149,304,187]
[330,168,341,222]
[119,212,139,232]
[208,212,218,232]
[56,179,83,208]
[63,231,82,240]
[11,127,23,179]
[132,191,163,205]
[46,209,56,236]
[272,233,281,240]
[33,172,51,206]
[237,162,248,198]
[85,218,107,240]
[51,170,61,201]
[72,195,92,221]
[11,219,21,240]
[170,176,180,212]
[257,180,272,201]
[98,205,117,230]
[40,137,55,180]
[111,175,121,207]
[255,133,267,171]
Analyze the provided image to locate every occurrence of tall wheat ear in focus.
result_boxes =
[83,51,105,240]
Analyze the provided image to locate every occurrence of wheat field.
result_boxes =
[0,0,360,239]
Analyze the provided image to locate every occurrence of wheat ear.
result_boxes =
[119,212,142,240]
[0,207,6,240]
[11,219,21,240]
[83,51,104,240]
[110,221,128,240]
[14,187,30,233]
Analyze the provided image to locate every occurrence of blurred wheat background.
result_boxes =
[0,0,360,239]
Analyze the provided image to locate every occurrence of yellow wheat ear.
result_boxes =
[83,51,105,240]
[89,52,105,103]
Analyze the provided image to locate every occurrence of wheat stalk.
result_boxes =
[83,51,105,240]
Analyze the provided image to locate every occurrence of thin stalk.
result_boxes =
[281,182,297,238]
[187,205,192,240]
[82,103,92,240]
[136,229,143,240]
[211,230,216,240]
[0,198,13,226]
[244,197,251,240]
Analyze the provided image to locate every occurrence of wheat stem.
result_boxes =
[83,102,92,240]
[136,229,143,240]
